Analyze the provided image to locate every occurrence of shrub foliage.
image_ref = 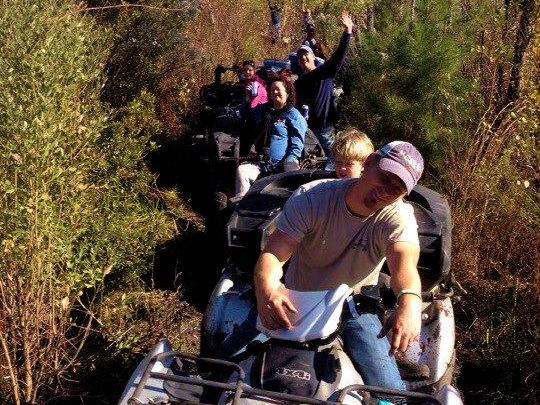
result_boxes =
[0,1,179,403]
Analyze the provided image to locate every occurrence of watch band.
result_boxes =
[396,288,422,302]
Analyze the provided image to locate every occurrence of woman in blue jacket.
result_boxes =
[235,78,307,197]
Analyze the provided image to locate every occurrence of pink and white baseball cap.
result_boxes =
[376,141,424,194]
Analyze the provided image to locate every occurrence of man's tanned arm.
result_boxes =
[254,230,299,330]
[379,241,422,355]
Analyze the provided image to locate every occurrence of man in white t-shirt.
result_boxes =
[254,141,424,390]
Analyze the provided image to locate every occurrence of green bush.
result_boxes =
[99,0,200,136]
[339,0,479,167]
[0,1,179,402]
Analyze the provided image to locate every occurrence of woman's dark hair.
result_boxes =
[242,59,256,69]
[270,77,296,109]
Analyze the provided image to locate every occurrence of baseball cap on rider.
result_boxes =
[376,141,424,194]
[297,44,314,56]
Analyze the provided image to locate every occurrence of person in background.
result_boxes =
[268,0,284,44]
[239,60,268,157]
[241,60,268,109]
[295,9,353,167]
[301,6,328,60]
[235,78,307,198]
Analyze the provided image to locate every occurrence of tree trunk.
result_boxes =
[505,0,535,105]
[492,0,535,131]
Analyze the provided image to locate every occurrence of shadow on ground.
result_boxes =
[145,134,230,310]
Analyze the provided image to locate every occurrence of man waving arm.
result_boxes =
[315,10,354,77]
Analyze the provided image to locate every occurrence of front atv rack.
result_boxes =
[128,350,443,405]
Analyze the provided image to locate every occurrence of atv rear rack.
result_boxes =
[128,350,443,405]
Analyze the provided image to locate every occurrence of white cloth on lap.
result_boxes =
[256,284,352,342]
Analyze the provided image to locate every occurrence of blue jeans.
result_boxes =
[341,304,406,391]
[311,126,335,163]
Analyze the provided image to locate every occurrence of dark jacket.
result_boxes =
[294,32,351,131]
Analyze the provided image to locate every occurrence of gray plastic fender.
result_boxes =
[405,297,457,390]
[434,384,464,405]
[117,339,173,405]
[203,270,254,354]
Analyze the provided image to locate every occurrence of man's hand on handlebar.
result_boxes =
[257,284,298,330]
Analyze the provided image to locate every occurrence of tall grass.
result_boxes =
[441,57,539,404]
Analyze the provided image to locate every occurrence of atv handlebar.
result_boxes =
[338,384,443,405]
[214,64,240,85]
[128,349,445,405]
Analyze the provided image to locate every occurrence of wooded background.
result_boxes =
[0,0,537,404]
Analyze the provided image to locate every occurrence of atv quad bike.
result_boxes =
[192,63,326,196]
[118,170,463,405]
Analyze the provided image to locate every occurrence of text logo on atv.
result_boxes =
[276,367,311,381]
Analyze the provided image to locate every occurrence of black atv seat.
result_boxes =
[200,82,244,108]
[227,170,451,292]
[407,185,451,291]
